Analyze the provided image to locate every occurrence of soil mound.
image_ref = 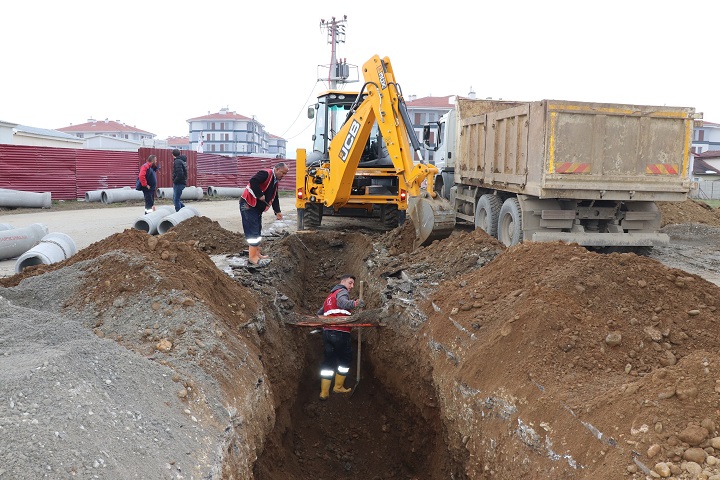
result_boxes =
[659,199,720,226]
[421,241,720,478]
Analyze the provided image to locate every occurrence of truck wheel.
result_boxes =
[304,203,323,228]
[475,194,502,238]
[497,198,523,246]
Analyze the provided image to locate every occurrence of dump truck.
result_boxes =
[424,98,698,251]
[295,55,456,247]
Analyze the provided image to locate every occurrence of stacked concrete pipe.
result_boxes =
[207,186,244,198]
[0,188,52,208]
[156,186,204,200]
[84,187,130,202]
[15,232,77,273]
[101,188,145,204]
[132,206,175,235]
[157,207,200,234]
[0,223,49,260]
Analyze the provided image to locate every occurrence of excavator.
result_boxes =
[295,55,456,247]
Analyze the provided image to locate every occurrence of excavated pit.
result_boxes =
[3,204,720,479]
[250,230,461,479]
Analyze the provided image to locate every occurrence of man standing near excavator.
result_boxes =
[239,163,288,267]
[317,274,365,400]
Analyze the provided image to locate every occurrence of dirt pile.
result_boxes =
[1,200,720,479]
[397,241,720,478]
[659,199,720,227]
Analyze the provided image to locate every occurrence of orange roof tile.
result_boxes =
[57,119,153,134]
[406,95,455,108]
[166,136,189,145]
[187,110,252,121]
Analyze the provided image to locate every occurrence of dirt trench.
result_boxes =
[247,231,461,479]
[3,204,720,479]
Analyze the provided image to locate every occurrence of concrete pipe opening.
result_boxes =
[15,232,77,273]
[157,207,200,235]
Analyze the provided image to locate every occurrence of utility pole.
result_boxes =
[319,15,350,89]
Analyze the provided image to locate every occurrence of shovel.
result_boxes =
[349,280,364,398]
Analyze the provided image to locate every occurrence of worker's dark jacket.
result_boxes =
[139,162,158,189]
[241,169,280,214]
[172,156,188,185]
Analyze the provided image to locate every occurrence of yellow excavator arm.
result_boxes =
[296,54,456,246]
[325,55,437,206]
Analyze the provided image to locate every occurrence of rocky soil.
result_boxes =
[0,199,719,479]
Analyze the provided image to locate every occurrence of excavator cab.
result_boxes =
[306,92,392,168]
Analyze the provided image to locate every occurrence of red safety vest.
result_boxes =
[241,169,276,212]
[322,289,352,333]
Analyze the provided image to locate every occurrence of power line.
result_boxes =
[278,79,323,139]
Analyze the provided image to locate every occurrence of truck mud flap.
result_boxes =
[530,231,670,247]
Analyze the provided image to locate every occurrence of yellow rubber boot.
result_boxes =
[319,378,332,400]
[333,374,352,394]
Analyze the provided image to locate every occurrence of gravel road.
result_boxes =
[0,198,298,278]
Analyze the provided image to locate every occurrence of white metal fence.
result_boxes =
[690,180,720,200]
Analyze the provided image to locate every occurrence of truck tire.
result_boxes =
[497,197,523,246]
[475,194,502,238]
[304,203,323,228]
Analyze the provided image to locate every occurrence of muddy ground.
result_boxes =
[0,199,719,479]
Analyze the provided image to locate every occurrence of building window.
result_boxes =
[220,144,225,152]
[220,122,225,130]
[211,144,215,152]
[211,122,215,130]
[414,112,422,125]
[224,133,229,141]
[698,130,705,141]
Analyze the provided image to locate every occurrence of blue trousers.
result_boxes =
[173,184,186,212]
[143,188,155,210]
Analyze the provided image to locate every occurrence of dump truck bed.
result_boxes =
[454,99,695,202]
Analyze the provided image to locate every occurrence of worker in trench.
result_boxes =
[317,274,365,400]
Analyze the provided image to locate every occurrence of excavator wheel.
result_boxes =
[408,193,456,248]
[381,205,400,230]
[304,203,323,228]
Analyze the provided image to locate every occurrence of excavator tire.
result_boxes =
[381,205,399,230]
[408,193,456,248]
[304,203,323,228]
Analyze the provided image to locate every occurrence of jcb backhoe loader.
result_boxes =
[295,54,455,247]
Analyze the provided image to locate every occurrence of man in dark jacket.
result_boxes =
[138,154,159,214]
[171,149,188,212]
[239,163,288,267]
[316,274,365,400]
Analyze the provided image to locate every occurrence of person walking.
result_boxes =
[171,149,187,212]
[138,154,159,214]
[239,162,288,267]
[316,274,365,400]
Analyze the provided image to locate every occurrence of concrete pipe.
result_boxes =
[84,190,104,202]
[0,223,14,231]
[132,206,175,235]
[0,189,52,208]
[157,207,200,234]
[0,223,49,260]
[15,232,78,273]
[157,187,204,200]
[207,186,244,198]
[101,188,145,204]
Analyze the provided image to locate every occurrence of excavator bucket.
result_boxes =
[407,193,456,248]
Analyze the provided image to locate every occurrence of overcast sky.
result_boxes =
[2,0,716,156]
